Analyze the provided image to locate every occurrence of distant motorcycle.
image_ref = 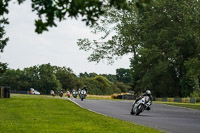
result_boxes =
[66,91,70,98]
[50,90,55,97]
[59,90,63,97]
[72,91,77,98]
[80,90,87,101]
[130,96,151,115]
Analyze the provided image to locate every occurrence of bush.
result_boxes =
[83,76,120,95]
[196,97,200,103]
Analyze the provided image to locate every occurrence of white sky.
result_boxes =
[0,1,131,75]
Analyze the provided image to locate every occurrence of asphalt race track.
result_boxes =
[71,99,200,133]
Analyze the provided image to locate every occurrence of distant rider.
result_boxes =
[50,90,55,97]
[81,86,87,93]
[80,86,87,96]
[72,89,77,98]
[59,89,63,97]
[66,90,70,98]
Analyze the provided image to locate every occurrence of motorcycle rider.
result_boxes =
[59,89,63,97]
[81,85,88,93]
[80,86,87,100]
[50,90,55,97]
[72,89,77,98]
[134,90,152,110]
[66,90,70,98]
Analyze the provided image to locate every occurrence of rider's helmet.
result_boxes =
[146,90,151,95]
[83,85,87,89]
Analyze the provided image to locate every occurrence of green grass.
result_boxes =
[154,101,200,110]
[0,94,162,133]
[86,95,111,100]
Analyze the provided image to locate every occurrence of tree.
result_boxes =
[78,0,200,97]
[116,68,132,84]
[184,58,200,97]
[0,62,7,75]
[115,82,130,93]
[77,5,138,64]
[100,74,117,83]
[83,75,120,95]
[79,72,98,78]
[0,68,32,91]
[0,69,19,89]
[131,0,200,97]
[36,64,62,94]
[54,66,82,91]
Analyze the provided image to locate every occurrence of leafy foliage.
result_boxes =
[54,66,83,91]
[100,74,117,83]
[115,82,131,93]
[77,0,200,97]
[83,75,121,95]
[0,0,10,74]
[0,62,7,74]
[0,63,130,95]
[116,68,132,85]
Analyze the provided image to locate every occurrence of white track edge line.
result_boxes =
[67,98,108,117]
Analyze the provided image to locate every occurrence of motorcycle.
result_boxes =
[66,91,70,98]
[50,90,55,97]
[130,96,151,115]
[59,91,63,97]
[80,90,87,101]
[51,93,55,97]
[72,91,77,98]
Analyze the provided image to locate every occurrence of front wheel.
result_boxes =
[136,104,144,115]
[130,107,135,115]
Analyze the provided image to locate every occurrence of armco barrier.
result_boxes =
[182,98,190,103]
[190,98,196,103]
[157,98,162,101]
[112,94,136,100]
[174,98,182,102]
[162,98,167,102]
[122,95,136,100]
[167,98,174,102]
[154,97,197,103]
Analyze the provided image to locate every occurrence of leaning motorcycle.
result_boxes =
[130,96,151,115]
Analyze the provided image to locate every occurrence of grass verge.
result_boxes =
[0,94,162,133]
[154,101,200,110]
[86,95,111,100]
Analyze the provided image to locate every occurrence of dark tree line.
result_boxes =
[0,63,131,95]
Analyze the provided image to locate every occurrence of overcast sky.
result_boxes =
[1,1,131,75]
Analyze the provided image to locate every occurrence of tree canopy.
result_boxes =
[77,0,200,97]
